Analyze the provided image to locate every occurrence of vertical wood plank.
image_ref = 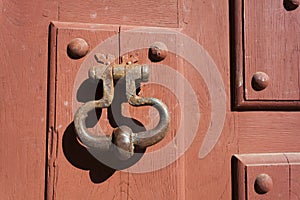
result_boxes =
[0,0,58,199]
[179,0,234,199]
[48,22,128,200]
[119,28,185,200]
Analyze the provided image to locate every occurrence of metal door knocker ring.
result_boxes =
[74,55,170,160]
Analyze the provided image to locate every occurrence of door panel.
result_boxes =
[233,153,300,199]
[244,0,300,101]
[47,12,234,198]
[48,22,186,199]
[231,0,300,110]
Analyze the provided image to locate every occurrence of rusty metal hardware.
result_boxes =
[74,55,169,160]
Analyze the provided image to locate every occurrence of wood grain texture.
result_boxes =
[231,155,246,200]
[247,165,289,199]
[49,1,236,196]
[179,1,236,199]
[244,0,300,101]
[48,22,129,200]
[58,0,178,28]
[0,0,58,199]
[2,0,300,199]
[118,4,235,195]
[290,163,300,200]
[232,154,290,200]
[285,153,300,199]
[185,114,236,200]
[237,112,300,153]
[119,29,185,200]
[233,153,300,199]
[230,0,300,110]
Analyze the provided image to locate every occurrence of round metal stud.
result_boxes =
[284,0,299,11]
[251,71,270,91]
[67,38,89,59]
[149,42,168,62]
[254,173,273,195]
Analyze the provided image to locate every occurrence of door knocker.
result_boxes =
[74,55,170,160]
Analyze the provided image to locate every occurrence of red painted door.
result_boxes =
[1,0,300,199]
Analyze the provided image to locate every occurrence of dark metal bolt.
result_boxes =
[67,38,89,59]
[254,173,273,194]
[284,0,299,11]
[251,71,270,91]
[149,42,168,62]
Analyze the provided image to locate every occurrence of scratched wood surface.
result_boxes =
[0,0,58,199]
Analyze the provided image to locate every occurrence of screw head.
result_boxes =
[251,71,270,91]
[149,42,168,62]
[284,0,299,11]
[254,173,273,194]
[67,38,89,59]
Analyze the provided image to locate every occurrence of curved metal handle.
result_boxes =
[74,60,169,160]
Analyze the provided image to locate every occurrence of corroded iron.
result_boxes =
[74,54,169,160]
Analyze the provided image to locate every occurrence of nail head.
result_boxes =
[149,42,168,62]
[254,173,273,195]
[67,38,89,59]
[251,71,270,91]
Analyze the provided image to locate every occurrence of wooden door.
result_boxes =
[1,0,300,199]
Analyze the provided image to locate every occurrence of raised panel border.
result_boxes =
[229,0,300,111]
